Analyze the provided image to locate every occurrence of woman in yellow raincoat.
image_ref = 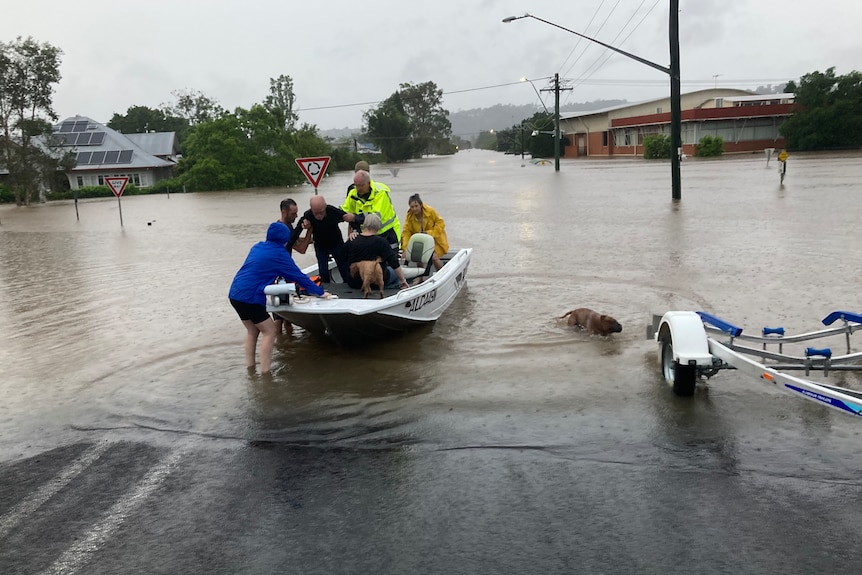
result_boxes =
[401,193,449,271]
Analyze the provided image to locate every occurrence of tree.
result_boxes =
[176,97,330,192]
[474,130,497,151]
[163,89,225,126]
[398,81,452,156]
[107,105,189,142]
[363,93,415,162]
[0,37,66,206]
[176,114,247,191]
[519,112,555,158]
[363,81,452,160]
[780,67,862,150]
[264,74,298,132]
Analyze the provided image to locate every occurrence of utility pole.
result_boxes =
[504,5,683,197]
[520,125,525,160]
[541,74,571,172]
[669,0,681,200]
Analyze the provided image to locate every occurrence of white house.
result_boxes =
[51,116,178,189]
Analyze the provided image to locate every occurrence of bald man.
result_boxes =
[295,195,351,283]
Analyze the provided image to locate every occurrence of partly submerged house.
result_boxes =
[50,116,178,189]
[559,89,795,158]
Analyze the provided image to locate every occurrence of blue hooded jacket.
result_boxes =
[229,222,324,305]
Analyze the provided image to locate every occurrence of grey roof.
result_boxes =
[559,88,757,121]
[125,132,179,157]
[50,116,175,171]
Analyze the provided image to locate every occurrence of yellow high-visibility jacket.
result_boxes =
[342,180,401,243]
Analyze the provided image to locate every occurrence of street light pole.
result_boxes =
[504,1,682,200]
[520,77,551,114]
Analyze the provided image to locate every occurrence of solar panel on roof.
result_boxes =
[117,150,133,163]
[90,151,106,164]
[65,133,77,145]
[76,152,92,165]
[104,150,120,163]
[59,122,74,133]
[90,132,105,145]
[76,133,92,146]
[73,120,88,132]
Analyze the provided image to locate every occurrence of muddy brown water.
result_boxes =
[1,150,861,574]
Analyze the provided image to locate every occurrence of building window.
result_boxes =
[656,107,662,114]
[602,131,608,147]
[97,175,104,186]
[76,176,84,188]
[131,173,141,186]
[715,98,724,108]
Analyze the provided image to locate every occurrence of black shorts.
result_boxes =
[230,298,271,325]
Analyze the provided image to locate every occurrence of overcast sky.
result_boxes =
[4,0,860,132]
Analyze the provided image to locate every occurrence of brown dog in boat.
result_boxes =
[349,257,384,299]
[559,308,623,336]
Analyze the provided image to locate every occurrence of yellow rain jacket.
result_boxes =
[401,203,449,257]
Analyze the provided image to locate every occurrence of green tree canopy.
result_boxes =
[107,105,190,142]
[398,81,452,156]
[781,67,862,150]
[474,130,497,151]
[174,74,331,191]
[0,36,67,206]
[363,80,453,161]
[264,74,299,132]
[363,92,415,162]
[163,89,225,126]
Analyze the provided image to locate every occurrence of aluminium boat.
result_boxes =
[265,233,471,345]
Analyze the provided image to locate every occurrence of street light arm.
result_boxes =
[505,13,671,76]
[520,77,551,115]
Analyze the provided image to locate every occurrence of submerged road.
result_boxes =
[2,150,862,574]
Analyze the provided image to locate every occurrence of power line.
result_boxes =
[294,75,794,117]
[296,80,531,113]
[564,0,659,103]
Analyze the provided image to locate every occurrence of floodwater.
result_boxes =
[1,149,862,574]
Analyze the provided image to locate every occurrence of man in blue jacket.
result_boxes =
[229,222,330,374]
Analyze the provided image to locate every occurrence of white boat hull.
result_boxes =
[267,248,472,345]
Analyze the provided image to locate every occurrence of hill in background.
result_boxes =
[318,99,626,143]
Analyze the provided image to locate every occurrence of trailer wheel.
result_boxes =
[660,333,696,397]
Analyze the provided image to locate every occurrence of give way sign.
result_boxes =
[105,176,129,197]
[295,156,331,190]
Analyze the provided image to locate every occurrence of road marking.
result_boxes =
[38,448,185,575]
[0,442,111,539]
[39,448,185,575]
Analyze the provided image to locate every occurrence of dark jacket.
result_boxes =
[290,205,347,249]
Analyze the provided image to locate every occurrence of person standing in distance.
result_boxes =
[342,169,401,249]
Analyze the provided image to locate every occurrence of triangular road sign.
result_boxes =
[295,156,331,188]
[105,176,129,197]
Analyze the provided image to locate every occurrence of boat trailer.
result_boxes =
[649,310,862,417]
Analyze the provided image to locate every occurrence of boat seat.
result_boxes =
[401,233,436,280]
